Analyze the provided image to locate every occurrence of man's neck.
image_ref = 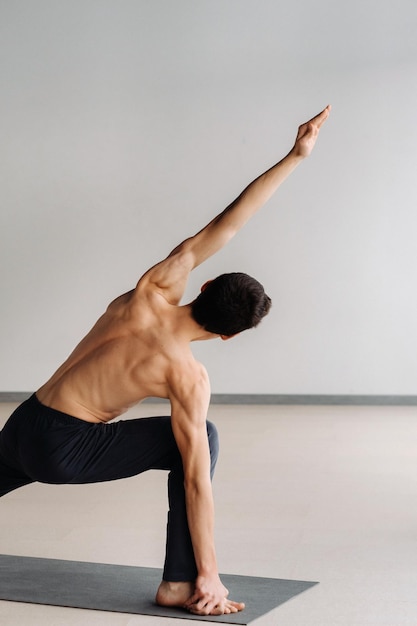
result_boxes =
[179,304,217,343]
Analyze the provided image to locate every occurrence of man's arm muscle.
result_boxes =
[184,105,331,268]
[138,105,330,304]
[169,365,228,613]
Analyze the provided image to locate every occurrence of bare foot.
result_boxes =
[155,580,194,607]
[155,581,245,615]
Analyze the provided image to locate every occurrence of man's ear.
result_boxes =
[220,333,239,341]
[200,280,213,292]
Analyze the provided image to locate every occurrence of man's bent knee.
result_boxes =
[206,420,219,474]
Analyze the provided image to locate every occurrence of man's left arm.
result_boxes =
[168,364,236,615]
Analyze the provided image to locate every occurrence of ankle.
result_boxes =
[160,580,193,592]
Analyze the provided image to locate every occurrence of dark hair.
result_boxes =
[191,272,272,336]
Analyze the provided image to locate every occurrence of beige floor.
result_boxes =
[1,402,417,626]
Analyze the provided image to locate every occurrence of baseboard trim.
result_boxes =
[1,392,417,406]
[209,394,417,406]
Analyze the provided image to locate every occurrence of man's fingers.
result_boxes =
[188,604,225,616]
[183,591,201,608]
[186,593,218,614]
[188,600,219,616]
[188,598,245,616]
[308,104,331,128]
[296,120,316,142]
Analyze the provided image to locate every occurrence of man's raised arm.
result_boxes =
[140,106,330,303]
[182,104,331,268]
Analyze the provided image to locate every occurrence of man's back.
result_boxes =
[36,283,200,423]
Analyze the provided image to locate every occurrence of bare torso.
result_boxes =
[36,286,200,423]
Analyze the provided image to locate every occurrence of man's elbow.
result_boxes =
[184,475,211,499]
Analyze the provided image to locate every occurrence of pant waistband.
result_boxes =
[29,394,95,427]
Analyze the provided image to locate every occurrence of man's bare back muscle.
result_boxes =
[37,287,209,424]
[35,105,330,616]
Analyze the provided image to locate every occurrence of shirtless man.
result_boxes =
[0,105,330,616]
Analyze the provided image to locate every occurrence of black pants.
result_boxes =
[0,394,219,581]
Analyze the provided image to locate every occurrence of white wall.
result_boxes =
[1,0,416,394]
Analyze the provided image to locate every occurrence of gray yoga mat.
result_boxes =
[0,554,318,624]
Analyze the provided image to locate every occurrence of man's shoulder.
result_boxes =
[132,245,195,307]
[168,354,209,386]
[167,356,210,405]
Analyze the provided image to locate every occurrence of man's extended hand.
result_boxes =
[184,573,245,616]
[291,104,331,158]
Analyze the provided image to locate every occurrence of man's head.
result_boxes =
[191,272,271,338]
